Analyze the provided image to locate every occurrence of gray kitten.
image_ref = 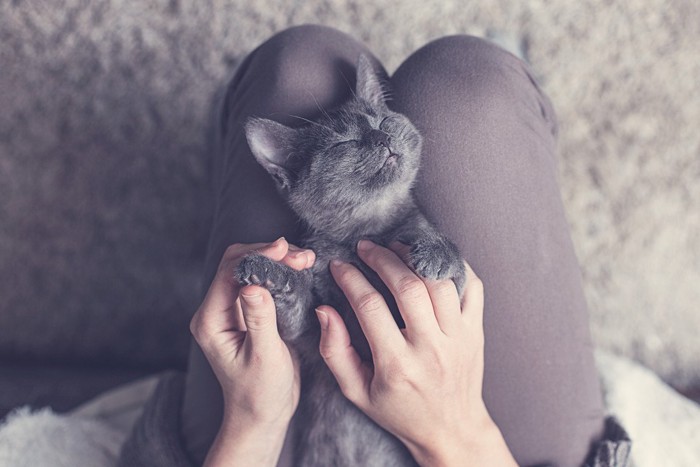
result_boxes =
[236,54,466,467]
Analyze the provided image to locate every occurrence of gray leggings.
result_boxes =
[181,24,605,467]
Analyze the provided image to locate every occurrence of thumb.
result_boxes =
[240,285,280,347]
[316,305,371,408]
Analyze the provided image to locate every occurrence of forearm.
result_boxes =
[203,416,290,467]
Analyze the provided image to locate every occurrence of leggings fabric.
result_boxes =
[180,24,605,467]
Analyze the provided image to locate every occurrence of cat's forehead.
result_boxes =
[325,104,380,133]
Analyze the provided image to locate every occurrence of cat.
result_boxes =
[235,54,466,467]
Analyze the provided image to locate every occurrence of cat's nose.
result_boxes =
[368,129,391,149]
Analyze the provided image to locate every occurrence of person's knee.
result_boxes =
[252,24,365,107]
[396,35,531,115]
[392,34,555,135]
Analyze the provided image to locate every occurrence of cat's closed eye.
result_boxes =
[379,115,397,131]
[330,140,356,149]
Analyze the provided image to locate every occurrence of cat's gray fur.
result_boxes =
[236,54,466,466]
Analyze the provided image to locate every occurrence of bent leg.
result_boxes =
[180,25,385,465]
[389,36,604,466]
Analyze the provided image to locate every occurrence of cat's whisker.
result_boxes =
[379,85,393,102]
[336,65,358,100]
[287,114,335,133]
[306,90,332,122]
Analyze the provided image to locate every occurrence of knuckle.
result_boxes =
[471,276,484,295]
[248,349,265,367]
[338,381,361,403]
[244,312,274,331]
[189,316,213,350]
[431,279,457,298]
[395,275,426,300]
[335,265,359,284]
[318,342,335,360]
[225,243,243,258]
[189,315,201,339]
[379,357,412,388]
[412,343,451,382]
[189,309,209,339]
[356,291,386,315]
[364,246,386,264]
[425,345,450,372]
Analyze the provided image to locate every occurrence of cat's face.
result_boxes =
[303,99,421,194]
[244,54,422,231]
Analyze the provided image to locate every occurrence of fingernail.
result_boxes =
[330,259,343,268]
[357,239,374,252]
[315,308,329,330]
[241,292,262,305]
[290,250,311,267]
[273,236,285,246]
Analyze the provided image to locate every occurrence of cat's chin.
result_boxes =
[382,153,399,169]
[365,155,410,191]
[371,154,399,180]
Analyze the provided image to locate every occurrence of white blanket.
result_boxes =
[1,351,698,467]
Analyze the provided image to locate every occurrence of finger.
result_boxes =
[316,305,372,409]
[239,284,281,350]
[190,290,244,354]
[203,238,289,325]
[192,238,288,349]
[193,270,246,345]
[218,237,290,297]
[329,260,405,358]
[230,298,246,331]
[222,239,282,263]
[280,244,316,271]
[252,236,289,261]
[244,238,315,271]
[388,241,462,335]
[357,240,438,340]
[423,279,462,335]
[225,237,290,271]
[460,260,484,328]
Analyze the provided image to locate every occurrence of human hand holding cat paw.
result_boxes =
[189,237,315,467]
[318,240,517,467]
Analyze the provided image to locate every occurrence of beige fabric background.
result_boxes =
[1,0,698,393]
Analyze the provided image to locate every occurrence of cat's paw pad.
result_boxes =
[235,254,294,295]
[410,239,467,295]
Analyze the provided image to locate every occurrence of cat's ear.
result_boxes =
[244,117,297,192]
[356,54,388,109]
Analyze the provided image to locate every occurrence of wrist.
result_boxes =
[407,415,517,467]
[221,393,296,436]
[204,413,291,467]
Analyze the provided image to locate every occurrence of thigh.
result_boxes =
[180,24,385,465]
[389,36,604,466]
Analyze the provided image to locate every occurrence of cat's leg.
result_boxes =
[391,210,467,297]
[235,252,314,341]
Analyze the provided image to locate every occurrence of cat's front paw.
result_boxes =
[410,238,466,296]
[235,253,294,296]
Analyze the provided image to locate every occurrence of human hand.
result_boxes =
[317,240,516,467]
[189,237,315,467]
